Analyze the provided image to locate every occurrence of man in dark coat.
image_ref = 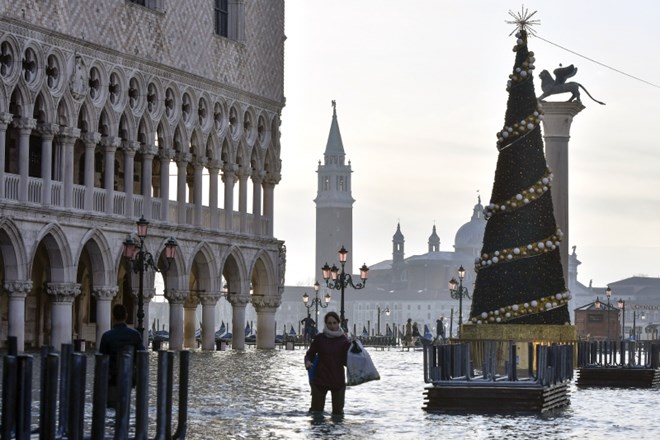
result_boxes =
[99,304,145,407]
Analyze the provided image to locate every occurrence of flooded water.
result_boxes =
[4,347,660,439]
[181,348,659,440]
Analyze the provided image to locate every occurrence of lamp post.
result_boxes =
[123,216,177,344]
[631,308,646,341]
[606,286,612,341]
[321,246,369,332]
[377,306,390,336]
[617,298,625,342]
[448,265,471,338]
[303,281,331,328]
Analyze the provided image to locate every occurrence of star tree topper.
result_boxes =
[506,6,540,36]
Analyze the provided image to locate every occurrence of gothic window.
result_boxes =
[214,0,244,40]
[323,176,330,191]
[214,0,229,37]
[338,176,345,191]
[128,0,163,11]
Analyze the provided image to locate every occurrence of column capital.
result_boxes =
[82,131,102,146]
[176,152,192,164]
[91,286,119,301]
[199,291,222,306]
[101,136,122,151]
[227,293,251,307]
[164,288,188,304]
[37,123,60,139]
[46,282,81,302]
[141,143,158,157]
[207,159,222,173]
[160,148,176,160]
[184,292,200,308]
[0,112,13,127]
[252,294,281,311]
[58,126,81,142]
[132,287,156,302]
[11,117,37,133]
[3,280,33,298]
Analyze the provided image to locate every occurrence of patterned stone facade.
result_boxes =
[0,0,286,351]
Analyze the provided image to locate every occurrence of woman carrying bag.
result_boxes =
[304,311,350,415]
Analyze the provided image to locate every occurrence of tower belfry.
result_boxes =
[315,101,355,277]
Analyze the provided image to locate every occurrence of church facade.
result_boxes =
[0,0,286,351]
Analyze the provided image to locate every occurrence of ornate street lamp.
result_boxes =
[448,265,471,338]
[123,216,177,344]
[303,281,331,329]
[377,305,390,336]
[321,246,369,332]
[617,298,625,342]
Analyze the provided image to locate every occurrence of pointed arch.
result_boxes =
[0,218,29,280]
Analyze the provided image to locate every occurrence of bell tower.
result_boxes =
[315,101,355,277]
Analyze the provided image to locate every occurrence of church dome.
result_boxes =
[454,197,486,249]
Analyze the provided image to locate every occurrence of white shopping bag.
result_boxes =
[346,339,380,386]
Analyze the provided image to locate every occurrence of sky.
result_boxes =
[275,0,660,290]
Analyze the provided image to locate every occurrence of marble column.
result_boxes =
[91,285,118,347]
[123,141,139,218]
[253,295,280,350]
[176,153,191,225]
[251,170,264,235]
[193,158,206,226]
[165,288,188,351]
[38,124,59,206]
[82,132,101,211]
[141,144,157,219]
[199,292,221,350]
[540,101,584,289]
[4,280,33,352]
[46,282,81,351]
[228,294,250,350]
[59,127,81,209]
[101,136,120,214]
[159,148,174,222]
[238,170,249,233]
[222,164,237,231]
[183,293,200,348]
[263,176,278,237]
[13,118,36,203]
[208,160,221,230]
[0,113,13,198]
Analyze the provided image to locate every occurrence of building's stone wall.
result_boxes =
[0,0,284,103]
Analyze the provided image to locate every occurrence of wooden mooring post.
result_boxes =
[1,338,190,439]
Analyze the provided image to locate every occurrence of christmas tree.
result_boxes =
[469,10,571,325]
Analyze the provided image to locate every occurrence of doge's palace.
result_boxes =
[0,0,286,351]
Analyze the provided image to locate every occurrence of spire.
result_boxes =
[469,12,570,326]
[392,222,404,265]
[324,99,346,163]
[428,224,440,252]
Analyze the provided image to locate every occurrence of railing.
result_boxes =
[577,340,660,368]
[423,341,574,386]
[1,172,272,237]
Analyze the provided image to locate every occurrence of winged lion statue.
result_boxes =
[538,64,605,105]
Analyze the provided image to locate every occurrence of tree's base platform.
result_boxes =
[423,381,570,413]
[576,367,660,388]
[459,324,577,342]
